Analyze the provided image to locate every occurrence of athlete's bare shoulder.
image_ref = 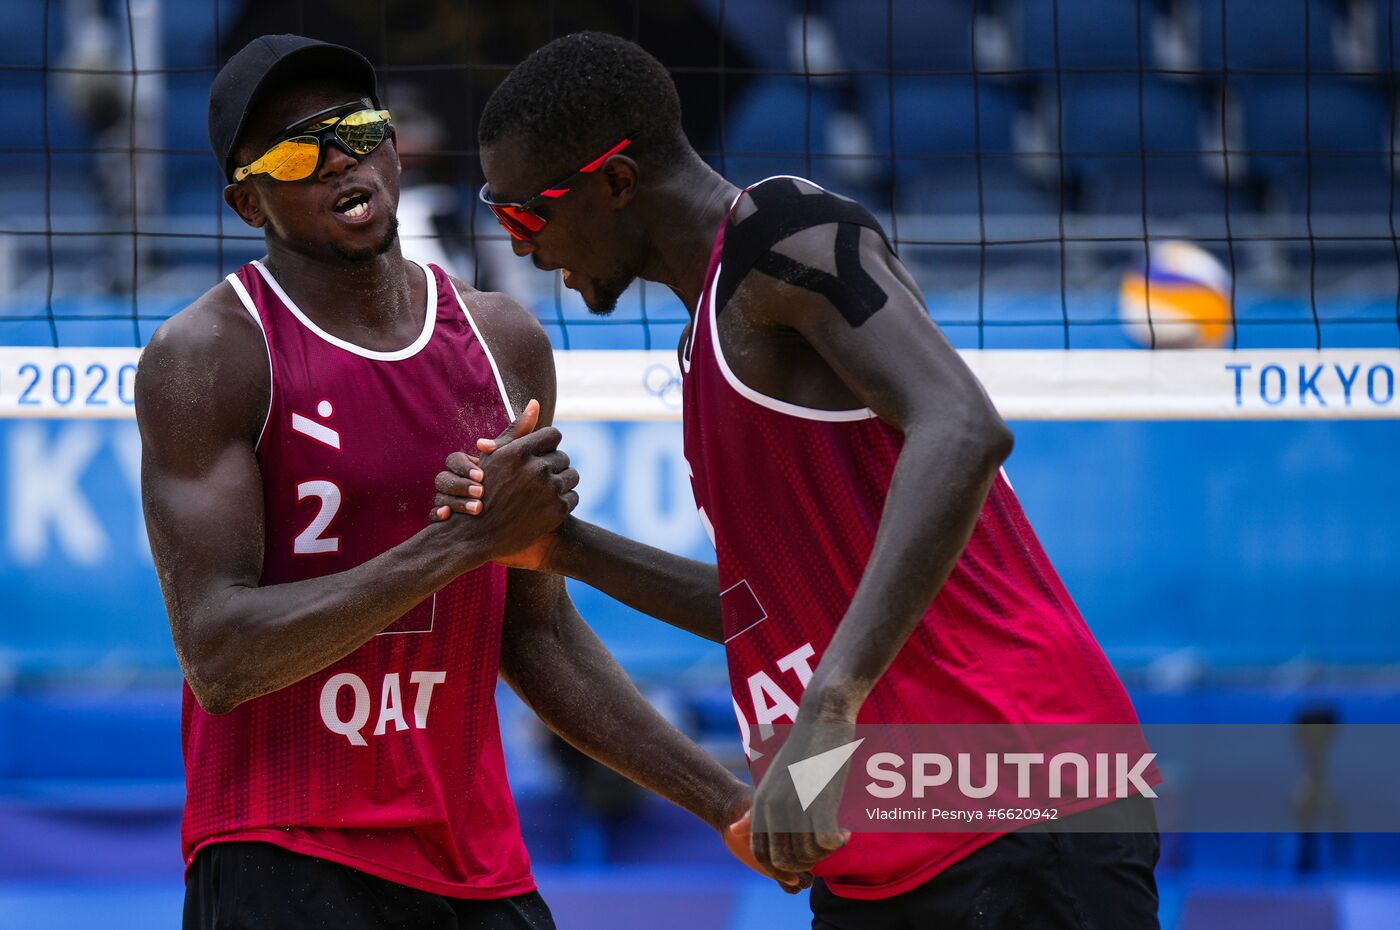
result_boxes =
[136,278,270,458]
[719,176,899,331]
[446,278,549,356]
[147,278,262,352]
[446,276,556,420]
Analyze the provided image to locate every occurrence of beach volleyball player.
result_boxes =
[137,34,800,930]
[443,32,1160,929]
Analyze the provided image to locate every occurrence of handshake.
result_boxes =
[426,399,815,895]
[427,398,578,571]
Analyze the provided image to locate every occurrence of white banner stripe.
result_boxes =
[2,347,1397,421]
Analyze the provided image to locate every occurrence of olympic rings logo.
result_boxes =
[642,364,683,410]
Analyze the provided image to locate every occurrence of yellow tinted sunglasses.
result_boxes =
[233,107,393,183]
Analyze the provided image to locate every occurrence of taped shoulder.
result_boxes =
[716,177,894,327]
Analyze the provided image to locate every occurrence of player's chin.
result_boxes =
[331,215,399,262]
[584,276,632,316]
[584,295,617,316]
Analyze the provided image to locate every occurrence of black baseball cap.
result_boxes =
[209,34,380,182]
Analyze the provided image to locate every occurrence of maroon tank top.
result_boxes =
[683,180,1149,899]
[179,259,533,898]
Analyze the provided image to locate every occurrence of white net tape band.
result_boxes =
[2,347,1397,420]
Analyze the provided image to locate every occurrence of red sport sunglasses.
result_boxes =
[478,137,633,241]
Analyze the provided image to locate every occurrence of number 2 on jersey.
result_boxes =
[294,480,343,555]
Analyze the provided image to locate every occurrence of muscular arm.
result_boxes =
[137,284,570,715]
[526,518,722,642]
[721,185,1013,871]
[743,219,1013,720]
[461,280,750,829]
[432,509,723,643]
[500,569,744,830]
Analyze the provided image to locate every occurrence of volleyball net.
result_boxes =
[1,0,1398,420]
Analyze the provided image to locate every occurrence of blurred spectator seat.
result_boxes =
[824,0,974,72]
[1016,0,1169,72]
[1057,75,1249,215]
[161,0,241,70]
[1239,76,1390,216]
[719,76,842,189]
[1375,0,1400,72]
[1,69,99,217]
[0,0,61,67]
[1198,0,1340,73]
[864,76,1053,216]
[694,0,800,73]
[164,70,224,218]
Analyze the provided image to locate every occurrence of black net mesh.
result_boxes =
[0,0,1396,352]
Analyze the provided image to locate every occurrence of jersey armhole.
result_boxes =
[441,272,516,421]
[226,273,275,453]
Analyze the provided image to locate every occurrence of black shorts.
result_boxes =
[811,796,1161,930]
[184,841,556,930]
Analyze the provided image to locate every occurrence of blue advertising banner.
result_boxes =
[0,418,714,674]
[1,418,1397,674]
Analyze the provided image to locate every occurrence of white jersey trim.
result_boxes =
[703,175,879,422]
[226,272,275,452]
[705,260,878,423]
[251,259,437,361]
[444,278,516,420]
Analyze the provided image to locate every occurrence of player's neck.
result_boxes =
[262,240,420,340]
[639,161,738,315]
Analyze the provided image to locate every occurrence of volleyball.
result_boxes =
[1118,241,1233,348]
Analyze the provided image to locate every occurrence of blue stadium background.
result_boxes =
[2,1,1400,928]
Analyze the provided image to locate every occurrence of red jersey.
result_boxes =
[179,260,533,898]
[682,180,1147,900]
